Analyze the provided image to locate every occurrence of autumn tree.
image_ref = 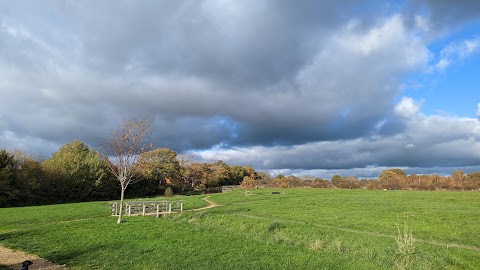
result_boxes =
[181,162,206,191]
[136,148,182,192]
[176,154,196,191]
[255,171,273,187]
[229,165,255,185]
[275,175,289,193]
[379,169,406,190]
[180,161,231,192]
[334,176,360,189]
[241,174,256,196]
[207,160,231,187]
[331,175,343,187]
[103,119,151,224]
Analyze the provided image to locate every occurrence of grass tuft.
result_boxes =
[310,239,326,251]
[394,221,416,270]
[329,238,344,252]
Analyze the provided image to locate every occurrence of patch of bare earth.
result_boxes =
[190,196,219,211]
[0,245,67,270]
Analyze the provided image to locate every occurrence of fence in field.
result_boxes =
[109,200,184,218]
[221,185,241,192]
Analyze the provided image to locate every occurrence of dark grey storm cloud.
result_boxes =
[409,0,480,32]
[195,98,480,176]
[1,1,480,176]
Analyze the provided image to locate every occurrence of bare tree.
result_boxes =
[103,119,151,224]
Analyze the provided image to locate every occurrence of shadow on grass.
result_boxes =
[0,229,27,242]
[0,229,111,268]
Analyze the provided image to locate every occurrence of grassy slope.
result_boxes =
[0,189,478,269]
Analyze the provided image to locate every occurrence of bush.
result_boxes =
[164,187,173,197]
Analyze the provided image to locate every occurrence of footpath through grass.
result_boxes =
[0,189,478,269]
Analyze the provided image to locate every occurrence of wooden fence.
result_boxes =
[221,185,241,192]
[109,200,184,218]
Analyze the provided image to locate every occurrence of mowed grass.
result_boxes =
[0,189,479,269]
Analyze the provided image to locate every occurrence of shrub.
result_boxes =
[164,187,173,197]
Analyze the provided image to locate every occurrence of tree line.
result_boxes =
[2,142,479,208]
[0,141,256,208]
[253,169,480,191]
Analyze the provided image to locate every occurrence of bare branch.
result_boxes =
[102,119,152,223]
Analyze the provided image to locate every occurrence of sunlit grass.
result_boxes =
[0,189,478,269]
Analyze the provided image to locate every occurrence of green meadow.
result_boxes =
[0,189,479,269]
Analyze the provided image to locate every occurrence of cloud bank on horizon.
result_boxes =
[1,0,480,178]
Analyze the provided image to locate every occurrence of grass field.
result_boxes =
[0,189,479,269]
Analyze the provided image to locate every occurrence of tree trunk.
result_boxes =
[117,186,125,224]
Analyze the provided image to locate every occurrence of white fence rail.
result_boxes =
[109,200,184,218]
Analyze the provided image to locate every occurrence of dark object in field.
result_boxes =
[21,260,33,270]
[272,192,281,194]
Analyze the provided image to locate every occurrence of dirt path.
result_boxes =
[189,196,220,211]
[0,245,67,270]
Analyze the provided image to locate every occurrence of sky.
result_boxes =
[1,0,480,179]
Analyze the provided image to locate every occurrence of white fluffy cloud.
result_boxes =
[434,36,480,72]
[395,97,422,118]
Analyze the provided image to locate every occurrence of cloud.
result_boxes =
[0,2,431,153]
[408,0,480,33]
[0,1,479,177]
[434,36,480,72]
[195,98,480,175]
[395,97,422,118]
[0,131,59,157]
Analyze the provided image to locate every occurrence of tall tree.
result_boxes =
[43,140,112,201]
[229,165,255,185]
[12,150,43,205]
[0,150,17,206]
[137,148,182,189]
[207,160,230,187]
[103,119,151,224]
